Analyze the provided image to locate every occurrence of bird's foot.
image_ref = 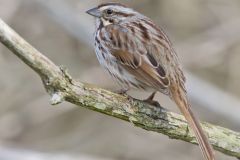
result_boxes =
[114,88,129,95]
[143,99,162,108]
[143,92,162,108]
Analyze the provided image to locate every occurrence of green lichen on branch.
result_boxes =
[0,18,240,158]
[65,82,240,158]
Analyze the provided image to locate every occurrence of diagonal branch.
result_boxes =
[0,18,239,158]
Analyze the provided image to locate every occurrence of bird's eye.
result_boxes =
[106,9,113,15]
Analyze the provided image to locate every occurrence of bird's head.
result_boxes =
[86,3,138,26]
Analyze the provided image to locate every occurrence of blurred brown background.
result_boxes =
[0,0,240,160]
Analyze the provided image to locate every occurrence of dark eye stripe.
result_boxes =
[115,12,134,17]
[109,19,114,23]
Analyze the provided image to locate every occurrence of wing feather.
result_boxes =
[103,24,171,93]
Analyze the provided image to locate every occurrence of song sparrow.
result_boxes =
[87,3,215,160]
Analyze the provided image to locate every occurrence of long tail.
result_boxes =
[171,88,215,160]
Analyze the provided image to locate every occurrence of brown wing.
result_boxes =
[112,49,169,93]
[104,24,170,93]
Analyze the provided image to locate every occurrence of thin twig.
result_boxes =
[0,18,240,158]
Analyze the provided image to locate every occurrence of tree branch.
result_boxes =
[0,18,239,158]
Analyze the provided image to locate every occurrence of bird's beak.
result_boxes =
[86,7,101,18]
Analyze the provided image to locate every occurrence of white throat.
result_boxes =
[101,18,112,26]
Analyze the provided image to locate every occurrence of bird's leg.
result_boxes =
[184,125,190,137]
[145,91,157,101]
[143,92,162,108]
[114,87,134,101]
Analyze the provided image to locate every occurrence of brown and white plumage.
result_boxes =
[87,3,215,160]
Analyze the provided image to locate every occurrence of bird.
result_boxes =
[86,2,215,160]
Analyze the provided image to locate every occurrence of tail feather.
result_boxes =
[171,89,215,160]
